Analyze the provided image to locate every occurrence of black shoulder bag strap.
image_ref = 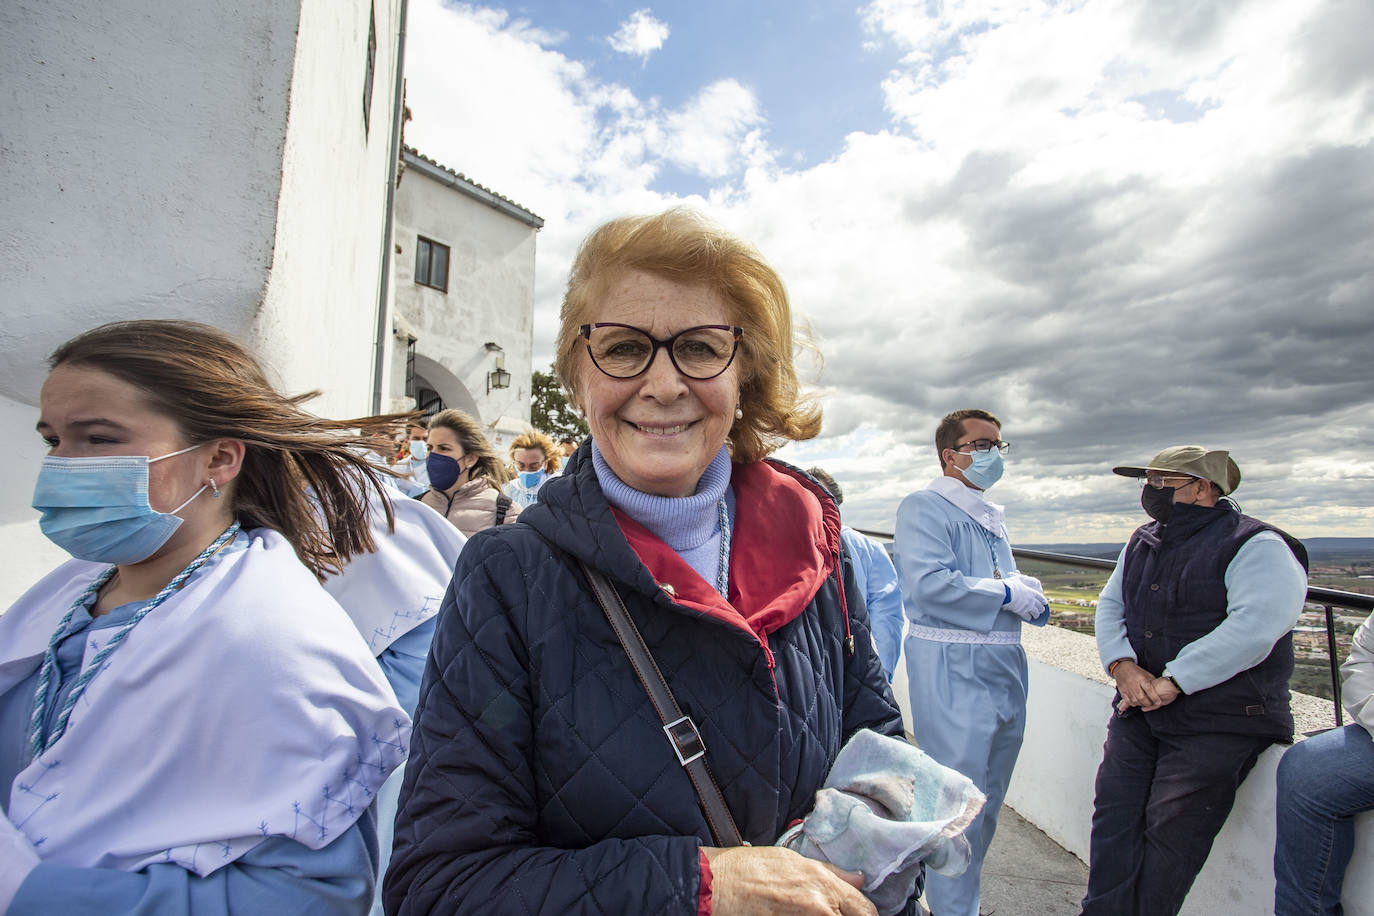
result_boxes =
[494,493,512,525]
[578,560,744,847]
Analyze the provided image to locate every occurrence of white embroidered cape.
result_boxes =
[0,528,410,876]
[322,490,465,654]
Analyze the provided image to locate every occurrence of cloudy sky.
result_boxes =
[404,0,1373,544]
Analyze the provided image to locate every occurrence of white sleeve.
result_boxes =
[1341,615,1374,735]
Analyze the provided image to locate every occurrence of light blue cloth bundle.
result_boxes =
[777,729,986,916]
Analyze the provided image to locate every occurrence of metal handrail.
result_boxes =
[856,531,1373,725]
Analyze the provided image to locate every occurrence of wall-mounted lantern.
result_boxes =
[485,342,510,393]
[487,365,511,393]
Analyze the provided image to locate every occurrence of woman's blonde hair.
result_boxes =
[553,208,821,463]
[428,409,512,489]
[508,431,561,473]
[50,320,407,580]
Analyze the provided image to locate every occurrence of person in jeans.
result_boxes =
[1082,445,1308,916]
[1274,612,1374,914]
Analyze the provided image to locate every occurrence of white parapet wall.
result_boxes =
[0,0,404,599]
[999,624,1374,916]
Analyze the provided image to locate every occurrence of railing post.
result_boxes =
[1324,605,1343,727]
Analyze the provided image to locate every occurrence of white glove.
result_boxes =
[1005,574,1049,622]
[1,814,41,914]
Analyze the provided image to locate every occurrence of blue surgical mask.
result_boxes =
[32,445,207,565]
[427,452,462,492]
[518,469,545,489]
[961,448,1005,490]
[408,440,429,460]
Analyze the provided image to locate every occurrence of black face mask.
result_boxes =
[1141,485,1176,523]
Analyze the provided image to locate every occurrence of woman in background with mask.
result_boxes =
[502,430,561,509]
[417,409,521,537]
[0,320,409,915]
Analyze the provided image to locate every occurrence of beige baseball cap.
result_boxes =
[1112,445,1242,496]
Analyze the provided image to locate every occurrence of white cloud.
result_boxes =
[404,0,1374,542]
[608,9,670,63]
[658,80,768,178]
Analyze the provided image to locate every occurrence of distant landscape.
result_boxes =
[1017,537,1373,702]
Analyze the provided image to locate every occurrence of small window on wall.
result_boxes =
[404,338,417,399]
[362,2,377,135]
[415,236,449,291]
[417,386,444,418]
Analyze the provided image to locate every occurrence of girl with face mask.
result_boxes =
[502,431,562,509]
[0,320,412,915]
[416,409,522,538]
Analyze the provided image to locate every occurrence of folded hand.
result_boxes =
[1113,661,1182,712]
[702,845,877,916]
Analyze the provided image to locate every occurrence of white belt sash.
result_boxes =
[910,624,1021,645]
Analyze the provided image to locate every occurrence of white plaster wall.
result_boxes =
[253,0,404,419]
[0,395,73,610]
[0,0,301,405]
[0,0,403,597]
[995,651,1374,916]
[391,165,536,427]
[0,0,301,597]
[1004,659,1112,860]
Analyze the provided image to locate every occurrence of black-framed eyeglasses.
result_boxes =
[955,438,1011,455]
[579,323,744,380]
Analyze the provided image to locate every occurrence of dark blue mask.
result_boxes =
[427,452,462,492]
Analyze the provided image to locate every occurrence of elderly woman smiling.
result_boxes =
[385,210,911,916]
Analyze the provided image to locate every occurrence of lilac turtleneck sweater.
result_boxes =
[592,442,736,595]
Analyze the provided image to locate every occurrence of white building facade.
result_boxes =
[386,148,542,451]
[0,0,408,606]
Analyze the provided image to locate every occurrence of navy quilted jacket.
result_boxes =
[384,448,907,915]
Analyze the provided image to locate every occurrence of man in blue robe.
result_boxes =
[893,409,1050,916]
[808,467,906,679]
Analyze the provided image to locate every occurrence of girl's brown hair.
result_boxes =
[50,319,407,579]
[427,409,512,490]
[554,208,821,463]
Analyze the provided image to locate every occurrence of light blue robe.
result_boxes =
[503,473,549,509]
[842,526,906,679]
[368,613,435,916]
[893,484,1043,916]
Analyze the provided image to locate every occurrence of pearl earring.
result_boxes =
[734,405,743,420]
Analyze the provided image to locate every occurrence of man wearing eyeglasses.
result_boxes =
[1080,446,1308,916]
[893,408,1050,916]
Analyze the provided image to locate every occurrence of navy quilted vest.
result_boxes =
[1120,501,1308,739]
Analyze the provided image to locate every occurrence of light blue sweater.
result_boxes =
[592,442,734,595]
[1094,531,1308,694]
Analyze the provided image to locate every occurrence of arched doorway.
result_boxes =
[412,353,480,423]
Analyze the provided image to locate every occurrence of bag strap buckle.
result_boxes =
[663,715,706,766]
